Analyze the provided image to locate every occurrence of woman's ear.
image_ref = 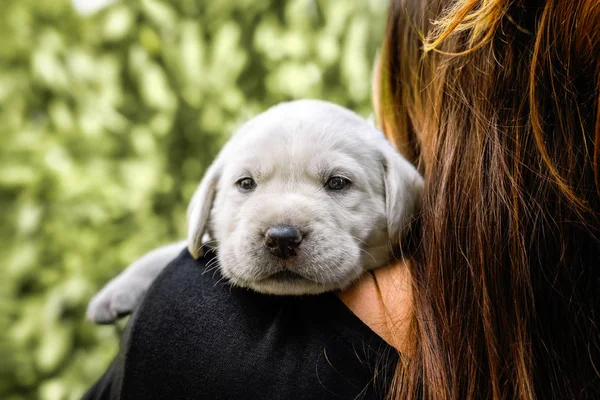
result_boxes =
[379,140,424,245]
[187,158,223,259]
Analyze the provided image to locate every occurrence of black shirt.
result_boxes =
[83,249,398,400]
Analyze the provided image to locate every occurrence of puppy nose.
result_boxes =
[265,225,303,259]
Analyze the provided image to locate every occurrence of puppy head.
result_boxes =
[188,100,422,295]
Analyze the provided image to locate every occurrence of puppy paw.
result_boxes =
[86,284,144,324]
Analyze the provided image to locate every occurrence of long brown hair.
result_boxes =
[379,0,600,398]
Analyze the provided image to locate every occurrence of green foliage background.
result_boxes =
[0,0,386,398]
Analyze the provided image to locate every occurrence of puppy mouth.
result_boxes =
[226,262,359,295]
[260,270,309,283]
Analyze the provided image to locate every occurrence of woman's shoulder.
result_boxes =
[117,248,398,399]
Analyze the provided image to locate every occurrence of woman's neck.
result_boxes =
[338,260,414,354]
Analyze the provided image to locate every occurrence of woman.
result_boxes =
[85,0,600,399]
[373,0,600,398]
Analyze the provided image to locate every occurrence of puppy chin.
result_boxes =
[224,266,363,296]
[243,279,339,296]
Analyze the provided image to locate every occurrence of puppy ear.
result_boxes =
[186,118,257,259]
[187,159,223,259]
[379,140,424,244]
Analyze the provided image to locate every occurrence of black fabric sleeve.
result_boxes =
[82,249,397,400]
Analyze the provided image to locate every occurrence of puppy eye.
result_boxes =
[236,177,256,192]
[325,176,351,191]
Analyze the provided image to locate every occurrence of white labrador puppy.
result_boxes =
[87,99,422,324]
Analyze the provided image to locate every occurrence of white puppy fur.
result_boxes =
[87,99,423,324]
